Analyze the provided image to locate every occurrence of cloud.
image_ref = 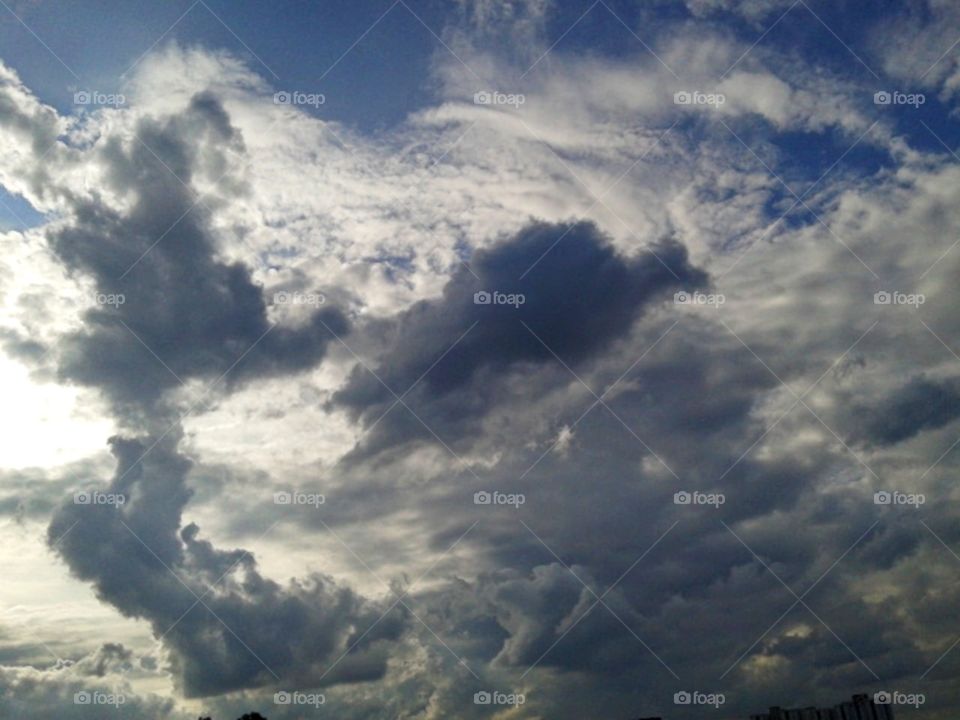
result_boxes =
[0,62,68,212]
[332,219,705,459]
[683,0,797,23]
[871,0,960,102]
[455,0,551,51]
[43,91,348,423]
[0,647,183,720]
[3,6,960,718]
[0,61,405,700]
[848,375,960,446]
[47,434,406,698]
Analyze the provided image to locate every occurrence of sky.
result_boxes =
[1,0,960,718]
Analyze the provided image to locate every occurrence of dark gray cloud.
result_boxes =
[72,643,134,678]
[849,375,960,446]
[0,457,109,519]
[43,92,347,423]
[48,434,406,698]
[333,220,706,459]
[302,294,960,719]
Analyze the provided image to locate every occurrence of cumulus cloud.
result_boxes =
[47,433,406,698]
[0,647,182,720]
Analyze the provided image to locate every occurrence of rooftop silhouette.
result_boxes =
[750,693,895,720]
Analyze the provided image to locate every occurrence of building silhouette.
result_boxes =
[750,694,894,720]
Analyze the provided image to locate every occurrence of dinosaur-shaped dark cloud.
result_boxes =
[332,220,706,459]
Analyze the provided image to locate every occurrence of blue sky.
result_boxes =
[1,0,959,228]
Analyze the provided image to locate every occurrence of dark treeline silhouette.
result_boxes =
[198,714,268,720]
[627,693,897,719]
